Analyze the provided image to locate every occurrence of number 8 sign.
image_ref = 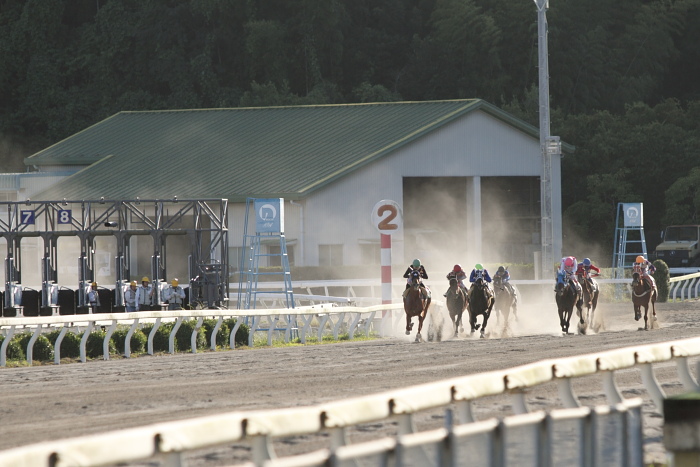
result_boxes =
[371,200,402,235]
[57,209,72,224]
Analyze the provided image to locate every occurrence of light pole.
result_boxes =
[534,0,560,279]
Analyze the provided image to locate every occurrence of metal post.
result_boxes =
[535,0,555,278]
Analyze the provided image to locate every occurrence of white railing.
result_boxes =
[2,336,700,466]
[0,303,402,367]
[669,272,700,300]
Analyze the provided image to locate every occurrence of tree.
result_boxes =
[663,167,700,225]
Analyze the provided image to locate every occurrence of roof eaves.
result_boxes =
[31,154,115,200]
[297,100,482,195]
[24,113,124,166]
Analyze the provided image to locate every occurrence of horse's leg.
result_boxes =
[634,302,641,321]
[480,304,493,338]
[644,304,649,331]
[405,312,412,335]
[558,307,565,331]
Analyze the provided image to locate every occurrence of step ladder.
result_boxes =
[237,198,294,309]
[612,203,648,280]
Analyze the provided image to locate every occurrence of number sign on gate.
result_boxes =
[57,209,72,224]
[20,210,35,225]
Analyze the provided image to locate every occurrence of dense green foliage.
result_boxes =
[46,329,81,359]
[111,326,148,354]
[84,330,118,359]
[1,0,699,256]
[0,334,25,360]
[175,319,207,352]
[653,260,670,302]
[15,332,54,361]
[224,318,251,347]
[141,322,175,353]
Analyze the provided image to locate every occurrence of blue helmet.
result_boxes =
[582,258,591,266]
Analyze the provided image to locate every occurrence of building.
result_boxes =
[5,99,569,286]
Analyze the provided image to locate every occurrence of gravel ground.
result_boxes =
[0,297,698,466]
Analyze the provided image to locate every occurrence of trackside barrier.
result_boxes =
[4,337,700,466]
[0,303,403,366]
[669,272,700,300]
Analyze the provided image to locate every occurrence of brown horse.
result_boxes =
[632,272,657,330]
[577,273,600,333]
[404,270,431,342]
[555,278,582,335]
[445,277,467,337]
[467,278,494,338]
[492,275,518,326]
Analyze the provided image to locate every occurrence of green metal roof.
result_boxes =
[27,99,556,201]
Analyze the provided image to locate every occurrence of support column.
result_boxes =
[466,177,482,263]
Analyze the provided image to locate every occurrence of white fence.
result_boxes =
[5,335,700,466]
[669,272,700,300]
[0,303,401,366]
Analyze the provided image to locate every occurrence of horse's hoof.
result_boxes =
[475,324,481,330]
[405,330,410,335]
[634,311,641,321]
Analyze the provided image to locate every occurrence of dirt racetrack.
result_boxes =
[1,297,699,465]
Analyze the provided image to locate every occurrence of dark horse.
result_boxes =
[468,278,494,338]
[577,273,600,333]
[404,270,431,342]
[555,279,583,335]
[492,275,518,326]
[632,272,657,330]
[445,277,468,337]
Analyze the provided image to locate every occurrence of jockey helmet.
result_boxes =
[497,266,505,273]
[475,263,483,270]
[583,258,591,266]
[636,255,645,263]
[453,264,462,272]
[412,259,421,268]
[564,257,575,268]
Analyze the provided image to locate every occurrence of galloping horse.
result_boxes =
[577,273,600,333]
[492,275,518,326]
[467,278,494,338]
[445,277,468,337]
[404,270,431,342]
[632,272,657,330]
[555,278,582,335]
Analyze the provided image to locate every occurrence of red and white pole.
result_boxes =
[380,233,392,305]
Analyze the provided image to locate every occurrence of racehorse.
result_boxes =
[403,270,431,342]
[467,278,494,338]
[445,277,468,337]
[632,272,657,330]
[555,278,582,335]
[492,275,518,326]
[577,273,600,333]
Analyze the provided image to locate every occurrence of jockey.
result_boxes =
[403,258,428,298]
[468,263,492,303]
[576,258,601,284]
[633,255,657,291]
[443,264,467,297]
[493,265,516,296]
[557,256,582,296]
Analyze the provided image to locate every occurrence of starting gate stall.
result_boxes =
[0,199,228,316]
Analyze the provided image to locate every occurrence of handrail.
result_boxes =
[0,303,402,366]
[0,336,697,466]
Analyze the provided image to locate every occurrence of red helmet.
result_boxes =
[453,264,462,272]
[564,257,575,268]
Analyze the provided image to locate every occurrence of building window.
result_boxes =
[319,244,343,266]
[360,243,380,265]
